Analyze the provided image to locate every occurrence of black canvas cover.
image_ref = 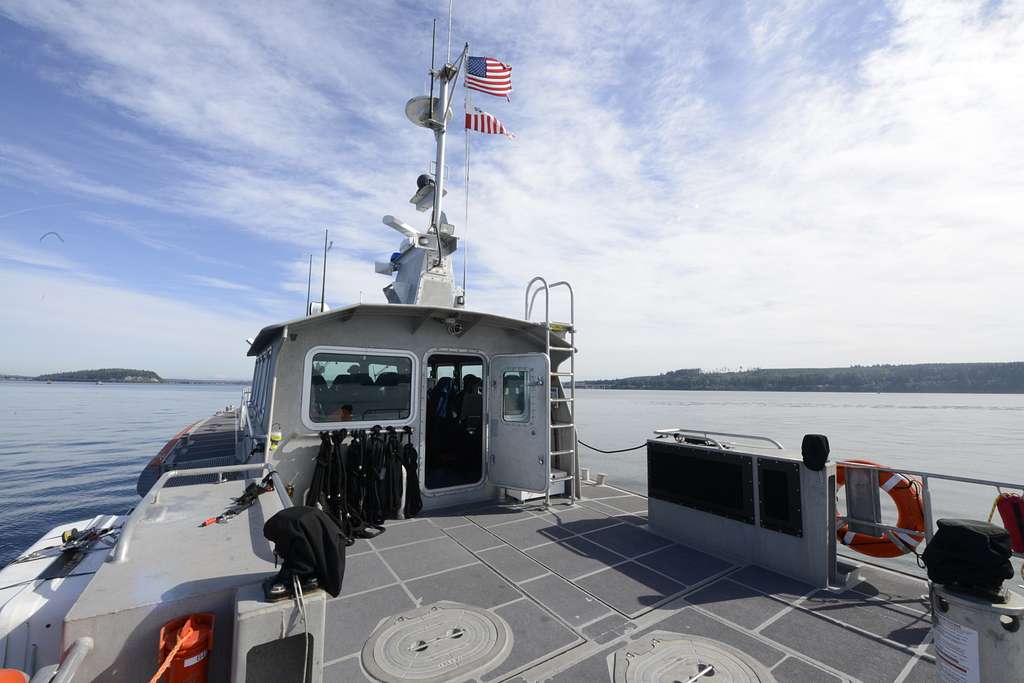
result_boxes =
[921,518,1013,599]
[801,434,829,471]
[264,506,347,597]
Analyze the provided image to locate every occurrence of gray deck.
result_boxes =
[323,483,935,682]
[137,410,242,495]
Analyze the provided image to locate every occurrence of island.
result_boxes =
[581,362,1024,394]
[34,368,163,383]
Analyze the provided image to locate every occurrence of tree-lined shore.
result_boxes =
[581,362,1024,393]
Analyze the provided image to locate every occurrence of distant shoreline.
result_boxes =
[581,361,1024,394]
[0,371,248,385]
[576,385,1024,395]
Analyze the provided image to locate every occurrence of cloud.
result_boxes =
[0,266,261,378]
[0,236,75,271]
[1,0,1022,378]
[187,274,251,292]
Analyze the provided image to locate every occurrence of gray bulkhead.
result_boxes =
[254,304,556,510]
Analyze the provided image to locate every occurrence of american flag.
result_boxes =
[465,108,515,139]
[465,56,512,100]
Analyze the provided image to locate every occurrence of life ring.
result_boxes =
[836,459,925,558]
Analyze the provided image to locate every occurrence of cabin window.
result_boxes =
[502,370,529,422]
[308,351,413,424]
[250,349,274,430]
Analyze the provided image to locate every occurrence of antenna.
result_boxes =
[429,20,436,122]
[319,228,328,313]
[447,0,453,62]
[305,253,312,315]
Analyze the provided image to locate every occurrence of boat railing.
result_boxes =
[31,636,93,683]
[836,460,1024,555]
[653,429,1024,561]
[111,463,290,565]
[654,427,785,450]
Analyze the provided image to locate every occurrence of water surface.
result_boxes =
[1,383,1022,569]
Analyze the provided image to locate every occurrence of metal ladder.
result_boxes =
[525,277,579,507]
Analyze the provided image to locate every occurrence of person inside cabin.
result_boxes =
[338,404,354,422]
[311,373,329,418]
[452,374,481,419]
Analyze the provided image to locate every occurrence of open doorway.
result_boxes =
[424,353,484,490]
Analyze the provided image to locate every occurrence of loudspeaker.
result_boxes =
[801,434,830,471]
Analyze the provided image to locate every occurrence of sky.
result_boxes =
[0,1,1022,380]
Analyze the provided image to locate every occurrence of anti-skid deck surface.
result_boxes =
[324,483,935,682]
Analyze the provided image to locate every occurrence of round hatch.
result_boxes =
[613,632,777,683]
[361,601,512,683]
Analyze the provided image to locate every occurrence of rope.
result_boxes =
[577,439,646,454]
[148,623,190,683]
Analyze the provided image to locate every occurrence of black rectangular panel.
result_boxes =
[758,459,803,537]
[647,441,755,524]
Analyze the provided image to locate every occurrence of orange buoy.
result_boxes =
[836,460,926,559]
[151,613,214,683]
[0,670,29,683]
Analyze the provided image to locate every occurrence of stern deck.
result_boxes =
[324,483,935,682]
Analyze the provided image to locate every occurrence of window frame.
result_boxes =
[500,369,531,423]
[300,345,419,431]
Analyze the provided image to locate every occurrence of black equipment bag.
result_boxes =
[921,518,1013,600]
[263,506,346,597]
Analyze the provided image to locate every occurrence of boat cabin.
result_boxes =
[244,292,579,511]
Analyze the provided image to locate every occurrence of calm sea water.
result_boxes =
[1,383,1022,569]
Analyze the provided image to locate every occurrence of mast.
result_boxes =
[429,43,467,268]
[378,26,468,308]
[430,72,450,264]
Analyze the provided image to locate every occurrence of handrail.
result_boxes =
[836,460,1023,491]
[33,636,94,683]
[526,278,574,324]
[524,276,549,323]
[654,427,784,450]
[111,464,290,564]
[836,460,1023,546]
[525,276,578,506]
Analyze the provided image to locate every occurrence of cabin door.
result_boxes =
[487,353,550,493]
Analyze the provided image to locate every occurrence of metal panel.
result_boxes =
[845,467,882,535]
[647,442,755,524]
[487,353,550,493]
[757,459,803,537]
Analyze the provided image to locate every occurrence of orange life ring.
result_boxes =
[836,459,925,558]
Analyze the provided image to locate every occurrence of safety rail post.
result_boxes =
[921,475,935,544]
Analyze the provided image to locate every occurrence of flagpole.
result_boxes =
[463,64,471,299]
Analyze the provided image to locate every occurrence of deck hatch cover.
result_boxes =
[612,632,777,682]
[361,601,512,683]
